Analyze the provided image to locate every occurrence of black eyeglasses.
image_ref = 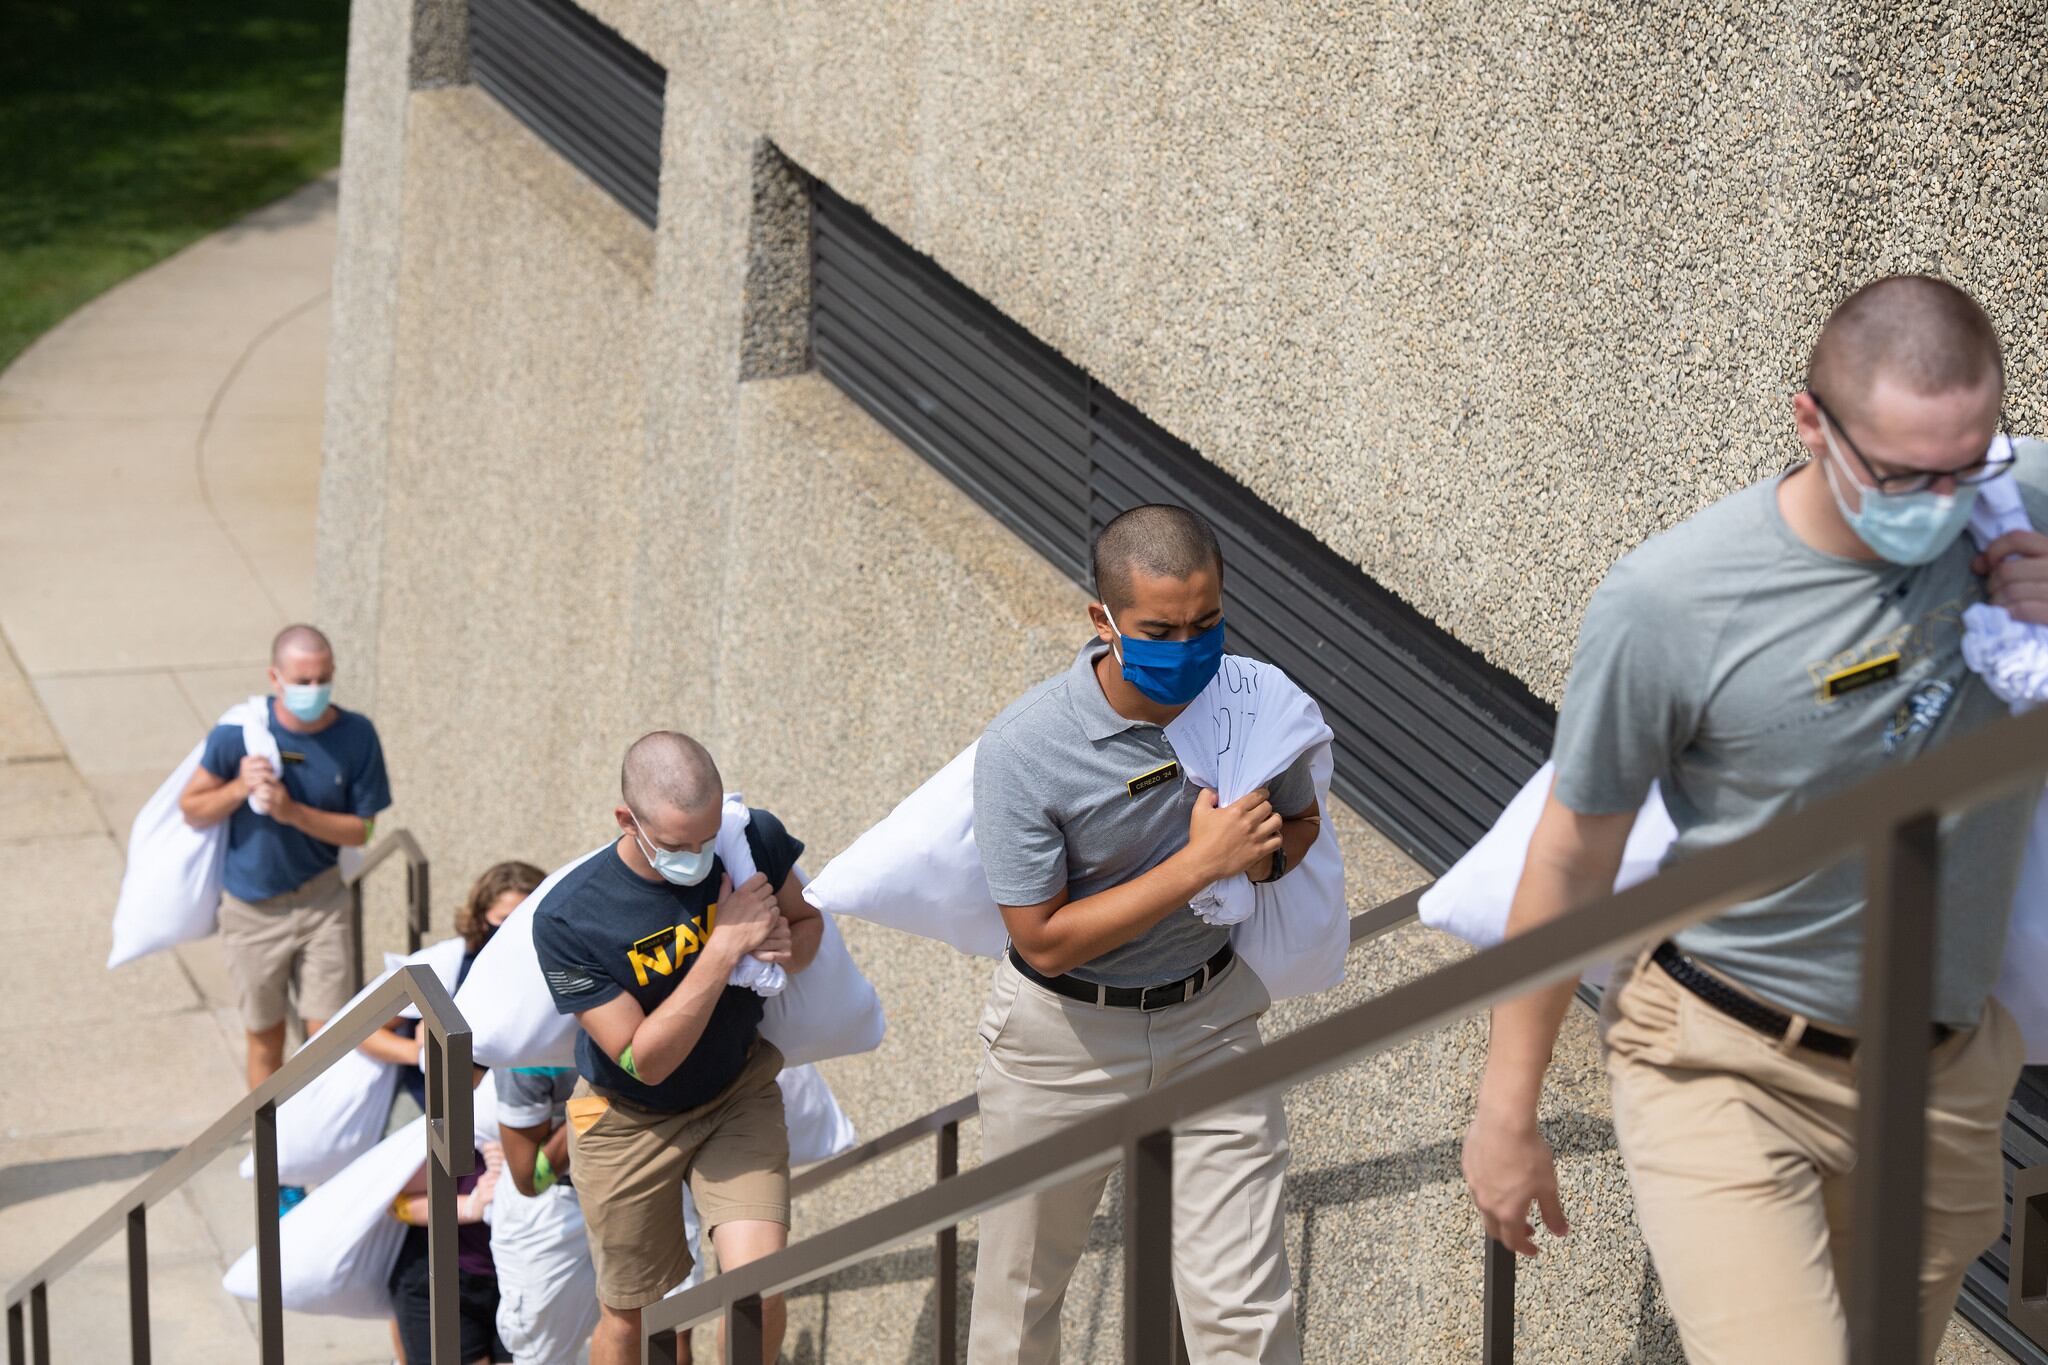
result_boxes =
[1808,392,2015,496]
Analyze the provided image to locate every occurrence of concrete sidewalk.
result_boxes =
[0,179,394,1363]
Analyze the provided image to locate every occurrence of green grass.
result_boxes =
[0,2,351,372]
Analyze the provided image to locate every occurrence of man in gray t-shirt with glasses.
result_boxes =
[969,504,1323,1365]
[1462,275,2048,1364]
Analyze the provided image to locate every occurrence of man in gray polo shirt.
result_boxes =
[968,504,1323,1365]
[1461,276,2048,1363]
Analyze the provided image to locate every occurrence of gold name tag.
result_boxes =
[1823,653,1901,701]
[1127,761,1180,798]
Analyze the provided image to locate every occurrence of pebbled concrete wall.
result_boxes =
[628,0,2045,702]
[313,2,2035,1359]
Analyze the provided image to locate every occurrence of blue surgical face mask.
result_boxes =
[280,682,332,723]
[1819,421,1980,567]
[1104,605,1227,707]
[631,814,717,888]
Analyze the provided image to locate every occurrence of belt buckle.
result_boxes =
[1139,981,1184,1012]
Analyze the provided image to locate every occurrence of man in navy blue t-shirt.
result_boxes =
[179,624,391,1092]
[534,731,820,1365]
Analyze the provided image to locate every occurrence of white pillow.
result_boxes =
[802,745,1009,958]
[223,1079,500,1318]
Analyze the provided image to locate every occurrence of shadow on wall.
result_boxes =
[765,1110,1674,1364]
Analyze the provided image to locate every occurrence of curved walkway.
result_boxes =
[0,178,391,1363]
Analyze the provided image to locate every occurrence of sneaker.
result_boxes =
[277,1185,307,1217]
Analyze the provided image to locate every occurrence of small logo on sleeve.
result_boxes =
[1127,760,1181,798]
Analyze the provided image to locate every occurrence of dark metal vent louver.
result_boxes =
[809,181,1553,872]
[468,0,664,226]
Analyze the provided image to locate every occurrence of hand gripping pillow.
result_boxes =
[108,695,273,969]
[223,1078,501,1319]
[807,656,1356,1000]
[458,827,886,1070]
[1164,656,1350,999]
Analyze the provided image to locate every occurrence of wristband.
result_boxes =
[532,1149,556,1194]
[391,1194,415,1226]
[619,1044,641,1081]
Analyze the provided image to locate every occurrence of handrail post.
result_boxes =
[27,1284,47,1365]
[1123,1130,1175,1365]
[350,879,367,994]
[424,1018,474,1365]
[1849,813,1939,1365]
[127,1206,150,1365]
[253,1100,284,1365]
[646,1325,682,1365]
[410,857,430,955]
[1482,1236,1515,1364]
[935,1119,959,1364]
[725,1295,764,1364]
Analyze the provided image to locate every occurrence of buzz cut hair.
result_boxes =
[270,623,333,664]
[1808,274,2005,421]
[621,731,723,819]
[1091,504,1225,610]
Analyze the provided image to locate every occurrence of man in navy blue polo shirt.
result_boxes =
[180,624,391,1092]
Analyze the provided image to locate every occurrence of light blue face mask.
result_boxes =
[1820,422,1979,567]
[631,814,717,887]
[280,682,333,723]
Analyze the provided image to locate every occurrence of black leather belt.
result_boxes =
[1009,942,1234,1011]
[1650,942,1952,1061]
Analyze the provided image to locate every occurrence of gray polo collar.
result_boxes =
[1066,638,1153,742]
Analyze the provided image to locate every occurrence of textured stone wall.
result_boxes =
[313,3,2038,1359]
[621,0,2047,701]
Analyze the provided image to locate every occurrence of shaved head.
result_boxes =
[1092,505,1224,610]
[1809,275,2004,423]
[621,731,722,820]
[271,623,332,664]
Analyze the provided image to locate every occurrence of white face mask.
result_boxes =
[629,814,716,887]
[1818,419,1980,566]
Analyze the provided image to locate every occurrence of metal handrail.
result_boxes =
[773,885,1433,1363]
[784,884,1433,1207]
[342,828,431,990]
[643,701,2048,1365]
[3,965,475,1365]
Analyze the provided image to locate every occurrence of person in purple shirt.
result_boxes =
[387,1141,508,1364]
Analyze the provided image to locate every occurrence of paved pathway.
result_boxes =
[0,178,394,1363]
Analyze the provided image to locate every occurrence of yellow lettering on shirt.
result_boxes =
[623,904,718,988]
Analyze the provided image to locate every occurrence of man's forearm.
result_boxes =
[788,915,823,973]
[1274,812,1319,876]
[1477,858,1615,1119]
[180,779,245,830]
[627,946,738,1085]
[283,806,369,847]
[1028,853,1210,975]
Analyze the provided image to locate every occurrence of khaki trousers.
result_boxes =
[968,954,1300,1365]
[1602,951,2022,1365]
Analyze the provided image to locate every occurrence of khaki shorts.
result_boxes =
[218,866,354,1031]
[565,1040,790,1310]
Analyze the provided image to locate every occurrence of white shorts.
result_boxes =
[492,1183,600,1365]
